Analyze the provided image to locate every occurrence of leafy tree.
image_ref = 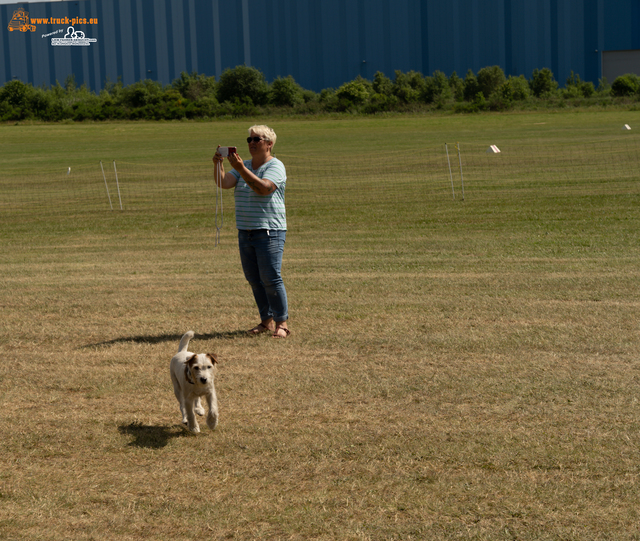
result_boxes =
[72,93,103,121]
[579,81,595,97]
[530,68,558,97]
[473,91,488,111]
[172,71,216,101]
[372,71,393,96]
[611,74,640,97]
[120,79,163,108]
[363,92,398,113]
[319,88,336,102]
[300,89,319,103]
[449,71,465,101]
[477,65,506,98]
[596,77,611,95]
[216,65,268,106]
[230,96,259,116]
[463,70,480,101]
[563,71,595,98]
[392,70,425,103]
[500,75,530,101]
[0,80,30,108]
[423,70,452,103]
[0,62,622,121]
[28,86,54,118]
[64,74,76,93]
[336,79,370,106]
[269,76,304,107]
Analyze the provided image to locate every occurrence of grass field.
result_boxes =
[1,111,640,540]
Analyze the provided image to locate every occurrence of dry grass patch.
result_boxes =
[2,114,640,540]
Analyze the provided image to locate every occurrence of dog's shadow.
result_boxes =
[84,330,248,349]
[96,332,237,449]
[118,421,192,449]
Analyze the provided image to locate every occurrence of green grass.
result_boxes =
[1,111,640,540]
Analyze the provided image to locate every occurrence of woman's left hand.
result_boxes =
[228,150,243,171]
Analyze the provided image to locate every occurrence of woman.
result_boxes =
[213,125,290,338]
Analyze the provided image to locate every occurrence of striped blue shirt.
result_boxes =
[230,157,287,230]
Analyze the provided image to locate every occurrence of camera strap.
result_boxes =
[215,161,224,246]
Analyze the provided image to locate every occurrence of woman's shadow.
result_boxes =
[83,330,248,349]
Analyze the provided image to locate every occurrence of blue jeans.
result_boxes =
[238,229,288,323]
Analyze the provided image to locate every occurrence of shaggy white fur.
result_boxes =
[170,331,218,433]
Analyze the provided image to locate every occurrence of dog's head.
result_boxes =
[185,353,218,385]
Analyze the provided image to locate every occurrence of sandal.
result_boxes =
[248,322,274,335]
[272,325,291,339]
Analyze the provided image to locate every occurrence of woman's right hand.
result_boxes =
[213,145,224,164]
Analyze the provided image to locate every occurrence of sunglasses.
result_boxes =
[247,136,266,143]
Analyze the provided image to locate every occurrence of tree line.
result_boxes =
[1,64,639,122]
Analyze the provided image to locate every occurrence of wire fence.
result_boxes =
[1,137,639,219]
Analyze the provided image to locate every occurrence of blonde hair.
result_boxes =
[249,125,277,147]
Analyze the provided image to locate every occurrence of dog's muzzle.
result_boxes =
[199,377,208,384]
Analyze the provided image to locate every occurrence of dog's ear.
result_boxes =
[186,353,198,367]
[206,353,218,365]
[184,363,195,384]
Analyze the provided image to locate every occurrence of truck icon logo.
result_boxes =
[7,8,36,32]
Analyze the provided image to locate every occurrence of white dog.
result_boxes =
[170,331,218,433]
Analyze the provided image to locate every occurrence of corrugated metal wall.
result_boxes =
[1,0,637,92]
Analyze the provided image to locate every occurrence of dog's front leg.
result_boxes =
[184,396,200,433]
[179,402,188,425]
[171,374,188,425]
[194,397,205,416]
[206,392,219,430]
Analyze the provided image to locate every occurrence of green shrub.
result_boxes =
[292,99,323,115]
[318,88,338,111]
[336,79,370,106]
[449,71,465,102]
[28,86,54,119]
[563,71,595,98]
[0,100,18,121]
[463,70,480,101]
[0,80,30,108]
[120,80,163,109]
[0,66,619,121]
[490,75,530,106]
[392,70,425,103]
[474,91,488,110]
[453,91,487,113]
[611,74,640,97]
[185,96,218,118]
[477,66,506,98]
[530,68,558,97]
[596,77,611,95]
[216,65,268,106]
[423,70,452,104]
[230,96,259,116]
[498,75,530,101]
[300,89,319,103]
[269,76,304,107]
[362,92,398,113]
[172,71,216,101]
[580,81,595,97]
[372,71,393,96]
[72,94,103,121]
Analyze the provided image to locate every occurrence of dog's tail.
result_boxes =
[178,331,194,353]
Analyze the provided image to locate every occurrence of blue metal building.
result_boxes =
[1,0,639,93]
